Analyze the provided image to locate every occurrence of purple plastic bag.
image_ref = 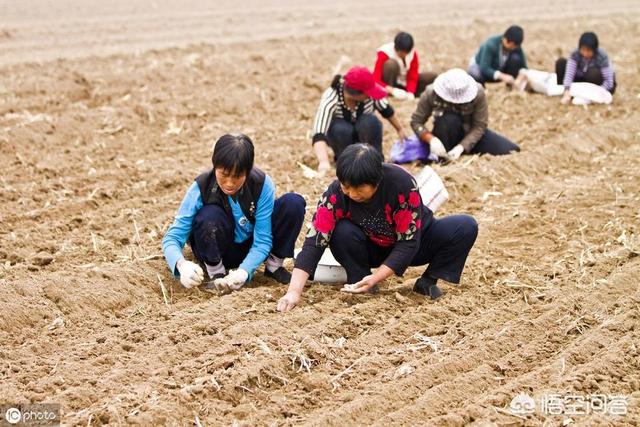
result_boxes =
[390,134,437,164]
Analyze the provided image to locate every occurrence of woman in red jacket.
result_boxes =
[373,32,438,100]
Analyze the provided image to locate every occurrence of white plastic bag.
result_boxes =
[569,82,612,104]
[414,166,449,212]
[523,69,564,96]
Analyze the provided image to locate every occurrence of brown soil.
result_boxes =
[0,1,639,425]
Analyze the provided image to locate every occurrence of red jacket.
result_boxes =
[373,42,420,94]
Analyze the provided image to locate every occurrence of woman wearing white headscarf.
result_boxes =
[410,68,520,161]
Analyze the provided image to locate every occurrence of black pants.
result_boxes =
[471,51,525,84]
[555,57,617,94]
[329,215,478,284]
[432,112,520,155]
[189,193,305,268]
[326,113,383,160]
[382,59,437,96]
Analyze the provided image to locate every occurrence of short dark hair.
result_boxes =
[503,25,524,45]
[579,32,599,52]
[394,32,414,52]
[336,144,384,187]
[212,133,254,177]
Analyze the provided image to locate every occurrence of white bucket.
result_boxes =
[414,166,449,212]
[293,248,347,283]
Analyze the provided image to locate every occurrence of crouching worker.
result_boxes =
[162,134,306,292]
[468,25,527,87]
[411,68,520,161]
[311,66,409,175]
[277,144,478,312]
[372,31,438,100]
[557,31,616,105]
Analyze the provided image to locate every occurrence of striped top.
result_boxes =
[563,48,615,91]
[311,81,394,144]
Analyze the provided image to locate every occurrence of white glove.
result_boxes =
[405,91,415,100]
[391,87,410,100]
[213,268,249,292]
[177,260,204,289]
[447,144,464,161]
[429,136,448,158]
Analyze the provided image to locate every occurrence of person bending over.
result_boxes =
[311,66,409,175]
[468,25,528,88]
[372,31,438,100]
[557,31,616,105]
[411,68,520,161]
[277,144,478,312]
[162,134,305,292]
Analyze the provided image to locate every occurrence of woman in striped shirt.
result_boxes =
[311,66,409,175]
[556,32,616,105]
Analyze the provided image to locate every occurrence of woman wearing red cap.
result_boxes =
[310,66,409,175]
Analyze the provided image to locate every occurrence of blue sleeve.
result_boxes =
[161,182,203,277]
[239,175,275,280]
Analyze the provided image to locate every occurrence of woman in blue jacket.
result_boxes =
[162,134,305,291]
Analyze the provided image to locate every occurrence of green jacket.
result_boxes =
[474,35,527,80]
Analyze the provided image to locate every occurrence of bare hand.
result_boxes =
[317,161,330,176]
[277,290,301,312]
[341,275,377,294]
[500,73,515,85]
[397,128,409,142]
[560,91,571,105]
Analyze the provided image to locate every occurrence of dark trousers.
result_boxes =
[326,113,383,160]
[432,112,520,155]
[189,193,306,269]
[471,51,525,84]
[329,215,478,284]
[555,57,617,94]
[382,59,437,96]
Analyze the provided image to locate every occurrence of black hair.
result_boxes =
[578,32,599,52]
[212,133,254,177]
[503,25,524,45]
[394,32,414,53]
[336,144,384,187]
[331,74,364,96]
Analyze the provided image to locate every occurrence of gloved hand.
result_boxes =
[405,91,415,100]
[391,87,410,100]
[213,268,249,292]
[429,136,448,158]
[447,144,464,161]
[177,260,204,289]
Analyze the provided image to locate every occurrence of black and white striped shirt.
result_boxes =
[311,82,394,144]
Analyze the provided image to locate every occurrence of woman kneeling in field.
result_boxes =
[277,144,478,312]
[162,134,305,292]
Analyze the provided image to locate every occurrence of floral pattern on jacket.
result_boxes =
[306,181,422,248]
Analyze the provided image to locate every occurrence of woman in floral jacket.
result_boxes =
[277,144,478,312]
